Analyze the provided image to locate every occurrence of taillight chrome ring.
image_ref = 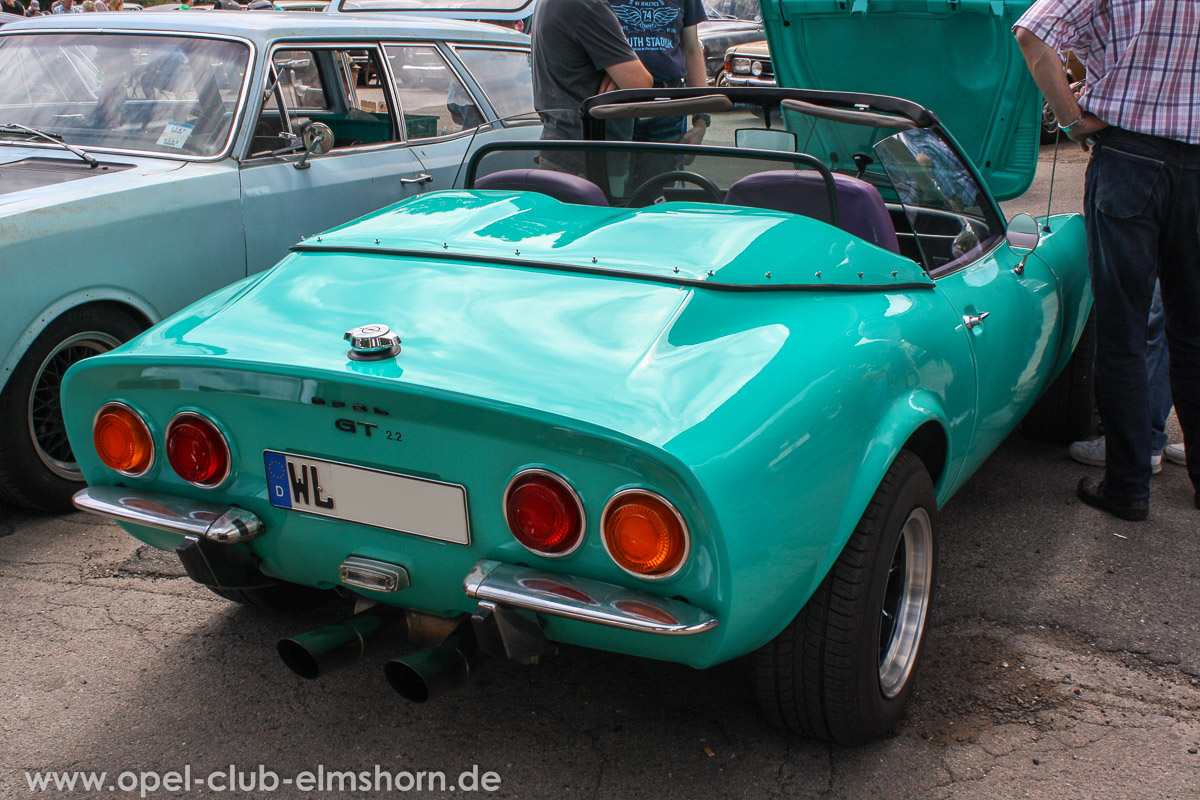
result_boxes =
[165,410,233,488]
[92,401,155,478]
[600,488,691,580]
[502,468,587,558]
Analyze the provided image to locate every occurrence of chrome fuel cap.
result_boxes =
[345,323,401,361]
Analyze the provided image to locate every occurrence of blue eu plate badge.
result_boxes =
[264,451,292,509]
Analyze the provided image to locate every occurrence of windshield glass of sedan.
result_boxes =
[0,34,249,157]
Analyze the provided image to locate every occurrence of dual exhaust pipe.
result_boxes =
[277,612,476,703]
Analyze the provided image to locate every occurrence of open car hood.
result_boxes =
[761,0,1040,200]
[328,0,536,19]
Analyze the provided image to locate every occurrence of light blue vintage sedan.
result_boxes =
[62,1,1091,743]
[0,10,535,510]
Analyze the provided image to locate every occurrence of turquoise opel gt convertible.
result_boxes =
[0,10,535,510]
[62,1,1090,743]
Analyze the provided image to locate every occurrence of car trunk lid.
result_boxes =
[761,0,1040,200]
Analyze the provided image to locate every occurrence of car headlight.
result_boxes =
[751,60,764,77]
[732,57,751,74]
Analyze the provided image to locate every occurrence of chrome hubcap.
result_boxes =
[877,506,933,699]
[27,331,121,480]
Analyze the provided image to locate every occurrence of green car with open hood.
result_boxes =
[61,0,1089,743]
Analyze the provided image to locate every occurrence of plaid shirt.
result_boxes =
[1016,0,1199,144]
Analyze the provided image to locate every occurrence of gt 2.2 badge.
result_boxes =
[335,418,403,442]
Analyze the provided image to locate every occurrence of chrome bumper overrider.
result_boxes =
[721,75,775,88]
[73,486,264,543]
[463,560,718,635]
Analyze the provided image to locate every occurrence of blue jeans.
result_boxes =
[1085,127,1200,501]
[1147,283,1171,453]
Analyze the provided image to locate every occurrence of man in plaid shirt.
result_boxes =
[1014,0,1199,521]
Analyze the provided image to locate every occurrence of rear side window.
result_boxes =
[385,44,482,139]
[455,47,534,122]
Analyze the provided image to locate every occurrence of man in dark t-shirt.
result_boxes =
[531,0,652,141]
[608,0,709,144]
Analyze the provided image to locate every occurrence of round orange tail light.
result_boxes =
[504,469,585,556]
[166,412,231,487]
[602,490,689,579]
[93,403,154,476]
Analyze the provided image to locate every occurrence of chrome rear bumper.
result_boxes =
[464,559,717,636]
[73,486,264,543]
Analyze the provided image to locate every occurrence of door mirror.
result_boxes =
[1006,212,1040,275]
[735,128,797,153]
[294,121,334,170]
[1006,212,1040,254]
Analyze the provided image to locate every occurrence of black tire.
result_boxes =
[752,450,937,745]
[0,306,144,512]
[208,582,333,613]
[1023,311,1097,444]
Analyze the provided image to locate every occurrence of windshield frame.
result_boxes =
[0,28,257,163]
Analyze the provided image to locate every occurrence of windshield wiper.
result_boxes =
[0,123,99,168]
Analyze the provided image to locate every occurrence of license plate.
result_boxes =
[264,451,470,544]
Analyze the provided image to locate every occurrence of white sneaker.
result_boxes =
[1164,442,1187,466]
[1067,436,1163,474]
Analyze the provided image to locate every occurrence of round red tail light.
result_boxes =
[93,403,154,476]
[602,490,689,579]
[503,469,585,556]
[165,412,230,487]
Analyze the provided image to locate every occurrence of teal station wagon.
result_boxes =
[0,10,535,510]
[62,1,1090,743]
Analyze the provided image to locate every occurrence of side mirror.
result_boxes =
[294,122,334,170]
[1006,212,1040,275]
[735,128,797,153]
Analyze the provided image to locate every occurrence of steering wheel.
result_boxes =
[627,170,723,207]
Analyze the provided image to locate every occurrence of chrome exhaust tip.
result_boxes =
[278,614,397,680]
[384,630,476,702]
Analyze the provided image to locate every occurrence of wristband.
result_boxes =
[1058,111,1087,134]
[692,113,712,127]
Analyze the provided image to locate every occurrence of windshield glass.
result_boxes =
[702,0,760,20]
[0,33,249,157]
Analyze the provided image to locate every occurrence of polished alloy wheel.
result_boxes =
[877,506,934,699]
[27,331,121,480]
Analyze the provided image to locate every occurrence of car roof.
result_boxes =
[0,10,530,45]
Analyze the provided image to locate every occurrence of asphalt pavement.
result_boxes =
[1,142,1198,800]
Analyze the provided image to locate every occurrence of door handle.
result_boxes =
[963,312,991,330]
[401,173,433,185]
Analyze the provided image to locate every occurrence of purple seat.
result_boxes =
[724,170,900,253]
[473,169,608,206]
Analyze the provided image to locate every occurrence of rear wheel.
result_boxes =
[0,306,144,511]
[753,450,937,744]
[1024,312,1097,444]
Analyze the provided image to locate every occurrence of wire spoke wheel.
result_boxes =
[27,331,121,480]
[877,506,933,700]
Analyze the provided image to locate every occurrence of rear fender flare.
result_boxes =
[0,292,159,393]
[769,390,951,644]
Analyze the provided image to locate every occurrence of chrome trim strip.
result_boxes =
[73,486,264,543]
[463,560,717,636]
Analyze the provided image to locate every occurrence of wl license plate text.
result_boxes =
[264,451,470,544]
